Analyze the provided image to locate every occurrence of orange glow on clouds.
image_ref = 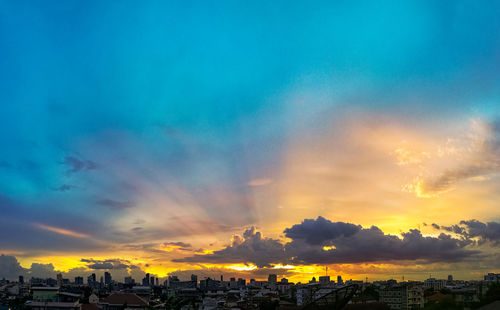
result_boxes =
[36,224,90,238]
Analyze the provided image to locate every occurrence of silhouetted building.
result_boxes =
[57,273,63,287]
[74,277,83,285]
[88,274,96,286]
[105,272,112,285]
[19,275,24,284]
[268,274,277,283]
[319,276,330,285]
[142,274,150,286]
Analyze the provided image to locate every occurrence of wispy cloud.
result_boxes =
[247,178,273,187]
[63,156,98,174]
[36,224,90,239]
[401,119,500,198]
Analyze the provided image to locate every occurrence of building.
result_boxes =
[337,275,343,285]
[319,276,331,286]
[19,275,24,284]
[87,274,96,286]
[268,274,277,283]
[124,276,134,285]
[74,277,83,285]
[142,274,150,286]
[99,293,148,310]
[57,273,63,287]
[379,283,424,310]
[191,274,198,283]
[484,273,500,282]
[104,272,112,285]
[28,301,80,310]
[32,287,60,302]
[423,278,446,291]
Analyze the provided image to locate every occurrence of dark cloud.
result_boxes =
[286,226,477,265]
[460,220,500,243]
[164,242,192,248]
[174,227,286,267]
[433,219,500,245]
[284,216,361,245]
[63,156,98,173]
[81,259,132,270]
[97,199,134,209]
[178,217,480,267]
[53,184,76,192]
[0,254,28,279]
[0,254,148,281]
[431,223,440,230]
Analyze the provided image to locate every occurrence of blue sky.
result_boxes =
[0,0,500,280]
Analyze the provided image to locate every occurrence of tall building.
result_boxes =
[88,273,96,286]
[150,276,155,286]
[448,275,453,282]
[191,274,198,283]
[75,276,84,285]
[142,273,150,286]
[337,275,343,285]
[19,275,24,284]
[319,276,330,286]
[104,272,112,285]
[57,273,63,287]
[124,276,134,284]
[268,274,277,283]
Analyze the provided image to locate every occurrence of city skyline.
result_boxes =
[1,1,500,284]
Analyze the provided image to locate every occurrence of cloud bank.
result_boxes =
[176,217,482,267]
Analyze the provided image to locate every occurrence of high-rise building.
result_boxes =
[142,273,150,286]
[104,272,112,285]
[268,274,277,283]
[237,278,246,288]
[448,275,453,282]
[150,276,155,286]
[337,275,343,284]
[88,273,96,286]
[319,276,330,286]
[19,275,24,284]
[124,276,134,284]
[75,276,84,285]
[191,274,198,283]
[57,273,63,287]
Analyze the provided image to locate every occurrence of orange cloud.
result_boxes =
[36,224,90,238]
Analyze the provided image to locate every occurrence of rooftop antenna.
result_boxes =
[325,266,328,276]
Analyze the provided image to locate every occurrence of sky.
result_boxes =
[1,0,500,283]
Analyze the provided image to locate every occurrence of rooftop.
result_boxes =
[100,293,148,306]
